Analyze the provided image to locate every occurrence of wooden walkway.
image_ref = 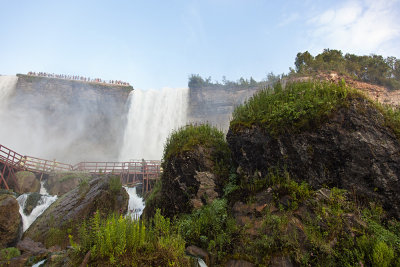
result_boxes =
[0,144,161,192]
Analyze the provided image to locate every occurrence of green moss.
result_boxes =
[58,172,91,183]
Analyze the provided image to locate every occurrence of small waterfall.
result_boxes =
[198,258,208,267]
[124,186,145,219]
[119,87,188,160]
[17,182,57,232]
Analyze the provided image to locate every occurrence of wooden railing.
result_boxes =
[1,143,161,191]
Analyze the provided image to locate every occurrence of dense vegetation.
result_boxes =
[68,210,189,266]
[230,80,400,139]
[230,80,358,135]
[293,49,400,89]
[229,170,400,266]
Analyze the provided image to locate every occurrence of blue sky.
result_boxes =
[0,0,399,90]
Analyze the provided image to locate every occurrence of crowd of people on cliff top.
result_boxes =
[27,72,130,86]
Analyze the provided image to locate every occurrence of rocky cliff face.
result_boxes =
[3,75,131,163]
[189,85,260,131]
[227,96,400,219]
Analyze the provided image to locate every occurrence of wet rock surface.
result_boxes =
[12,171,40,194]
[23,192,41,215]
[227,97,400,219]
[0,194,22,248]
[24,174,129,247]
[45,171,92,196]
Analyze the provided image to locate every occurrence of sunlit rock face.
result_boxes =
[188,85,261,132]
[227,97,400,219]
[0,74,131,163]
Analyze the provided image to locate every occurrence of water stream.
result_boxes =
[17,182,57,232]
[124,186,145,219]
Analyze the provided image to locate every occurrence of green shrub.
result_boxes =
[178,199,238,262]
[78,177,89,196]
[0,247,20,262]
[108,175,122,194]
[372,241,394,267]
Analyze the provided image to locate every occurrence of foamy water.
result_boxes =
[124,186,145,219]
[17,182,57,232]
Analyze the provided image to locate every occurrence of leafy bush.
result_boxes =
[231,80,360,135]
[69,210,188,266]
[178,199,238,262]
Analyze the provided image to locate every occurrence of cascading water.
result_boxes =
[124,186,145,219]
[17,182,57,232]
[119,87,188,160]
[0,75,17,114]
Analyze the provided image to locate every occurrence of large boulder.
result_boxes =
[227,96,400,219]
[0,194,23,248]
[145,147,222,219]
[13,171,40,194]
[24,175,129,247]
[45,171,92,196]
[143,124,231,219]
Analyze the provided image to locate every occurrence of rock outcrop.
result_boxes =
[24,175,129,247]
[0,194,22,248]
[227,96,400,219]
[189,85,261,132]
[45,172,92,196]
[11,171,40,194]
[144,146,224,219]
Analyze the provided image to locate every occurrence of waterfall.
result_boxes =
[124,186,145,219]
[0,75,17,114]
[17,182,57,232]
[119,87,188,161]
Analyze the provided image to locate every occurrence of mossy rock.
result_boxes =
[23,192,42,215]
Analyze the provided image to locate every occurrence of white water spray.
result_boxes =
[0,75,17,113]
[124,186,145,219]
[119,87,188,160]
[17,182,57,232]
